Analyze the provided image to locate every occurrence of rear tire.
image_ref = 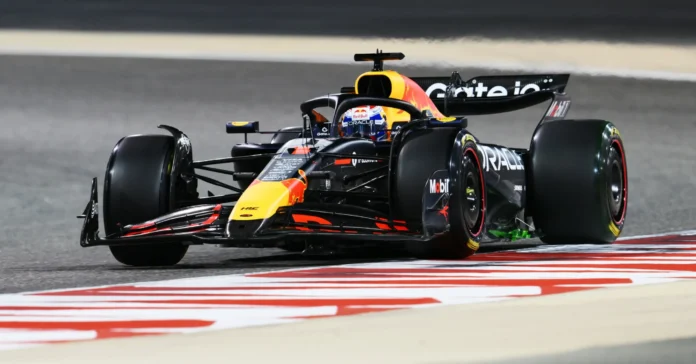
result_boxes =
[528,120,628,244]
[103,134,189,266]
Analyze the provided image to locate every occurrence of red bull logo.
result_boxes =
[281,169,307,204]
[353,108,369,120]
[397,76,444,118]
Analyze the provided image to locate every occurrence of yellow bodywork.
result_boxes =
[229,171,307,221]
[352,70,445,133]
[229,70,445,223]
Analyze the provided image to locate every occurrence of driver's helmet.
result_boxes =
[338,105,388,141]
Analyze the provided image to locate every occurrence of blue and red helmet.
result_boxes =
[339,105,388,141]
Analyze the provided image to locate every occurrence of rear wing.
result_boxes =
[410,73,570,116]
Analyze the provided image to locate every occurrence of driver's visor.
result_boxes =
[341,112,383,137]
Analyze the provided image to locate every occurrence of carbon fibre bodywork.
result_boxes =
[78,51,591,258]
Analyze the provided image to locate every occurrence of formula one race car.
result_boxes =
[78,51,628,266]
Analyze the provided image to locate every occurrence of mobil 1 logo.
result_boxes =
[427,169,452,197]
[478,145,524,172]
[429,178,450,194]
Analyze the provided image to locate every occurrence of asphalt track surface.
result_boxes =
[2,1,696,44]
[1,55,696,295]
[490,337,696,364]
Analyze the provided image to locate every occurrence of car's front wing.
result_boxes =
[77,178,439,249]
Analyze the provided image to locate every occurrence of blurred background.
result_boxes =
[2,0,696,43]
[1,0,695,293]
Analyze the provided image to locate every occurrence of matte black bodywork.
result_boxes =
[78,54,579,255]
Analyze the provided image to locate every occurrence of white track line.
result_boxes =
[1,30,695,81]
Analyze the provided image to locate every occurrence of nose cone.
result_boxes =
[226,177,307,237]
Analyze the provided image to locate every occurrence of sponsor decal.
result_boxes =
[429,178,450,194]
[397,76,445,118]
[546,100,571,118]
[284,179,306,204]
[241,207,258,211]
[344,106,385,121]
[259,155,307,181]
[352,108,368,120]
[611,126,621,138]
[89,201,98,219]
[467,238,480,251]
[391,122,407,137]
[313,123,331,138]
[478,145,524,172]
[350,151,379,167]
[609,221,621,236]
[438,205,449,219]
[344,120,372,126]
[425,78,557,99]
[180,134,192,151]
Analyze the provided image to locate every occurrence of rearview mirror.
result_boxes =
[226,121,260,134]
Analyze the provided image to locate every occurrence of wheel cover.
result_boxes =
[462,151,485,237]
[607,140,627,224]
[608,160,623,216]
[464,171,480,228]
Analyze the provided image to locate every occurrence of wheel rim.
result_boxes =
[608,160,623,217]
[464,171,480,228]
[462,151,484,236]
[607,141,627,224]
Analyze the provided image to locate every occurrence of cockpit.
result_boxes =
[337,105,388,140]
[305,104,391,141]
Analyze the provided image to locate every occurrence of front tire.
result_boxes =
[528,120,628,244]
[393,128,483,259]
[430,137,486,259]
[103,134,189,266]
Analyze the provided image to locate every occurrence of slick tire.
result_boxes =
[394,128,482,259]
[528,120,628,244]
[437,137,487,258]
[103,134,189,266]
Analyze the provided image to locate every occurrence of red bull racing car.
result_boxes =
[77,51,628,266]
